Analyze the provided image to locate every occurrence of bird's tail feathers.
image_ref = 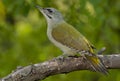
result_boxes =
[85,54,108,75]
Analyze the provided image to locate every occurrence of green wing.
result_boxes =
[52,22,95,53]
[52,22,108,74]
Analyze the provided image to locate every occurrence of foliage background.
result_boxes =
[0,0,120,81]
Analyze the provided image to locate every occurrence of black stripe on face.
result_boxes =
[46,14,52,19]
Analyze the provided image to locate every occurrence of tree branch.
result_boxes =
[1,54,120,81]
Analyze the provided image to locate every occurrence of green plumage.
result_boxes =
[52,22,94,53]
[52,22,108,74]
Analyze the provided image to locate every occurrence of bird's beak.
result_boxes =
[36,5,47,16]
[36,5,52,19]
[36,5,44,12]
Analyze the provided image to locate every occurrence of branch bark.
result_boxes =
[1,54,120,81]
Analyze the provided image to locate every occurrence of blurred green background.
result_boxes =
[0,0,120,81]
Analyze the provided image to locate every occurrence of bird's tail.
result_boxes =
[85,54,108,75]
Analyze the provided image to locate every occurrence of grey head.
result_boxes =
[36,6,64,26]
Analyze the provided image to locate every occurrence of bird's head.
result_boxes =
[36,6,64,26]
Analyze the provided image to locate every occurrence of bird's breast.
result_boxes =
[47,27,75,54]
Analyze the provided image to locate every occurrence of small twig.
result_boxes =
[97,47,106,54]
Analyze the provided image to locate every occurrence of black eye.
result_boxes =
[47,9,53,13]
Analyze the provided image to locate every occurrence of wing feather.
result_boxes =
[52,22,94,53]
